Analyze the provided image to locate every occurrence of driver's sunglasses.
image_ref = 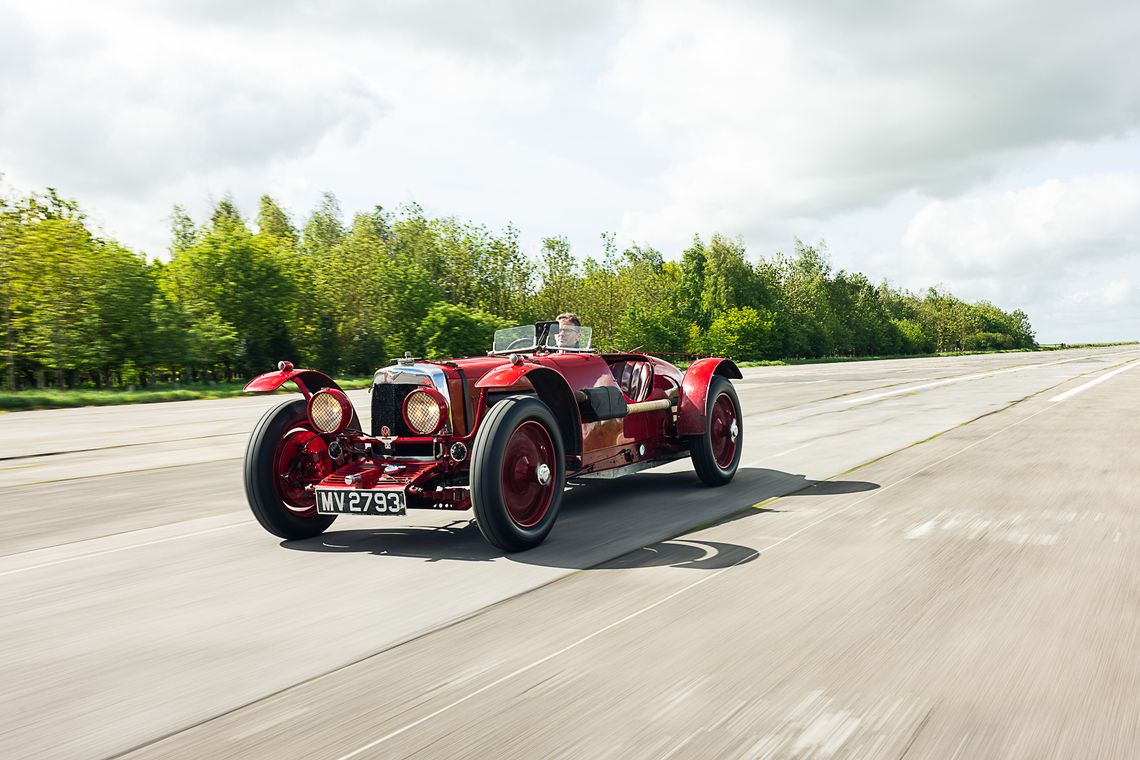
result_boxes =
[558,328,580,335]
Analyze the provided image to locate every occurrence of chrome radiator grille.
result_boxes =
[371,383,417,437]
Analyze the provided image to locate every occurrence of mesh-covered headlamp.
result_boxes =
[307,388,353,434]
[402,388,448,435]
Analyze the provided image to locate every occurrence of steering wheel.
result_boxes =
[505,337,533,351]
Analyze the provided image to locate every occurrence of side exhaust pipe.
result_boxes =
[626,387,678,414]
[575,387,677,420]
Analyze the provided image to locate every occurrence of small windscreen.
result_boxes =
[492,325,537,353]
[545,325,592,350]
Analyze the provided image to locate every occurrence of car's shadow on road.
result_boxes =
[281,466,879,571]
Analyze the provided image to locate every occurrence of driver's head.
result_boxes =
[554,312,581,348]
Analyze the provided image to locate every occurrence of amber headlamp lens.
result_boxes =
[309,390,347,433]
[404,390,443,434]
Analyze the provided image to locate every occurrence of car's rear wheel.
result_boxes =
[689,375,743,486]
[471,395,565,552]
[245,398,336,540]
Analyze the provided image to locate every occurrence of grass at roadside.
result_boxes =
[2,341,1134,412]
[0,376,376,413]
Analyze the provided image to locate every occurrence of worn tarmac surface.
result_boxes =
[1,346,1138,759]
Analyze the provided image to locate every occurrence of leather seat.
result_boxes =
[611,361,653,402]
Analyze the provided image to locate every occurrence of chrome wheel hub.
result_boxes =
[730,420,739,442]
[536,463,552,486]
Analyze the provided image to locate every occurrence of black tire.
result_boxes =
[471,395,566,552]
[244,398,337,540]
[689,375,743,486]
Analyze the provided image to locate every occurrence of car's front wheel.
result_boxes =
[244,398,336,540]
[470,395,565,552]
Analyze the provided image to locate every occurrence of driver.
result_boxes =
[554,312,581,349]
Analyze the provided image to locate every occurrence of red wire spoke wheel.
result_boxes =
[689,375,743,486]
[500,420,557,528]
[471,395,566,552]
[245,399,338,540]
[273,428,331,514]
[708,392,739,469]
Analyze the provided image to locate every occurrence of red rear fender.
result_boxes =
[676,358,742,436]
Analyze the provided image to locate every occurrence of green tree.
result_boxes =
[0,183,1045,390]
[702,306,779,360]
[700,234,758,323]
[613,304,691,354]
[770,241,839,357]
[255,195,298,251]
[679,236,707,326]
[168,204,197,253]
[531,236,580,321]
[963,332,1014,351]
[210,195,243,228]
[301,192,345,258]
[892,319,933,354]
[162,201,295,376]
[415,302,509,359]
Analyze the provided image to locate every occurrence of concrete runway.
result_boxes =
[1,347,1138,759]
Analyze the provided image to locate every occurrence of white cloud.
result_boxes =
[902,174,1140,285]
[893,174,1140,342]
[146,0,633,61]
[1102,279,1132,306]
[0,5,385,199]
[609,0,1140,251]
[1062,279,1133,307]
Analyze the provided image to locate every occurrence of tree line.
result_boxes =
[0,188,1035,390]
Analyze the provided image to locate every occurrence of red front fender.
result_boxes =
[474,362,533,390]
[244,362,344,399]
[676,358,743,436]
[474,363,582,457]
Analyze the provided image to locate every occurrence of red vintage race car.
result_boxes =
[243,321,743,551]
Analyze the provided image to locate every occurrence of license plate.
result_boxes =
[315,488,406,516]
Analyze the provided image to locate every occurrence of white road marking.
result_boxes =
[335,400,1057,760]
[1049,359,1140,402]
[902,509,1079,546]
[904,521,936,539]
[843,355,1091,405]
[0,522,246,577]
[792,710,861,756]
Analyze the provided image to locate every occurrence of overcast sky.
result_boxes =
[2,0,1138,342]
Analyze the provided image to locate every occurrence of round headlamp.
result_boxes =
[402,388,448,435]
[307,388,352,434]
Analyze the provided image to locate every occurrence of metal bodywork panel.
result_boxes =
[676,358,743,437]
[373,363,450,399]
[570,453,687,480]
[243,368,341,397]
[475,362,584,457]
